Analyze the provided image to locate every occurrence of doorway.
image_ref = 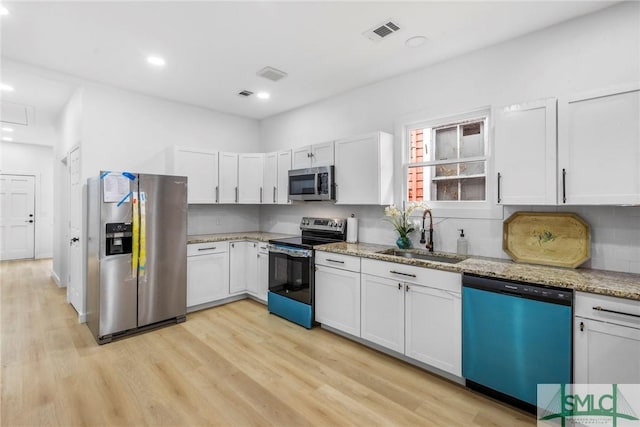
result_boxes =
[0,174,35,260]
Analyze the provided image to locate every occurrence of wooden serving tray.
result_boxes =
[503,212,590,268]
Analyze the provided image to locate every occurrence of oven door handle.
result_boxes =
[268,244,312,258]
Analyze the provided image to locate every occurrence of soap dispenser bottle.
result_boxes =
[457,229,468,255]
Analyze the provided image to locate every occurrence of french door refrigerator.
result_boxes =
[86,171,187,344]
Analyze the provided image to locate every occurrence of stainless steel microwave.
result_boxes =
[288,166,335,201]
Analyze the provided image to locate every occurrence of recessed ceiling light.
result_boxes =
[0,6,9,16]
[2,127,14,132]
[146,56,166,67]
[256,92,270,100]
[405,35,428,48]
[0,83,14,92]
[2,136,13,141]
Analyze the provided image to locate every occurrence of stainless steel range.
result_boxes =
[267,217,347,328]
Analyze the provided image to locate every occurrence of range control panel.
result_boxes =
[300,217,346,232]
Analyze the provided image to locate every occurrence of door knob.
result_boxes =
[25,220,34,223]
[70,237,79,243]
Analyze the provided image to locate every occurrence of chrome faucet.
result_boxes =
[419,209,434,252]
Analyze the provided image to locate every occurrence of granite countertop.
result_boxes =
[316,242,640,301]
[188,231,295,244]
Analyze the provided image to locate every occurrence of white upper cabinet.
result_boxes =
[238,153,264,204]
[334,132,394,205]
[292,141,334,169]
[494,99,557,205]
[263,152,278,205]
[276,150,292,204]
[168,147,219,204]
[558,83,640,205]
[219,152,239,203]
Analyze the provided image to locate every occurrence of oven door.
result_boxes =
[268,245,313,305]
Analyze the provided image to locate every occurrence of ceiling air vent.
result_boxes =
[238,90,254,97]
[257,66,288,82]
[363,19,401,43]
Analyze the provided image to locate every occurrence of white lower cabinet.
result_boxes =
[187,242,229,309]
[254,243,269,302]
[360,259,462,377]
[315,264,362,337]
[574,292,640,384]
[361,274,405,353]
[229,241,248,294]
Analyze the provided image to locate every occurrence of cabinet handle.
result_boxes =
[326,259,344,264]
[260,187,263,203]
[579,321,584,332]
[198,246,217,251]
[235,186,239,203]
[497,172,501,204]
[307,152,311,158]
[398,283,402,290]
[390,270,417,278]
[215,186,219,203]
[406,284,410,292]
[231,243,235,248]
[273,186,277,203]
[593,306,640,318]
[562,168,567,204]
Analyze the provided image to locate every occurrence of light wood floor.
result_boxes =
[1,259,535,426]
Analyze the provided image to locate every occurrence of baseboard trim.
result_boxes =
[50,270,65,288]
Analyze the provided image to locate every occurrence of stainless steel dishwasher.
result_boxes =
[462,273,573,413]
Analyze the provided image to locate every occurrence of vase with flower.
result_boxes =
[384,202,430,249]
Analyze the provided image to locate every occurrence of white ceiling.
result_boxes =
[1,1,616,122]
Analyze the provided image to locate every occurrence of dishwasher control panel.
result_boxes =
[463,273,573,306]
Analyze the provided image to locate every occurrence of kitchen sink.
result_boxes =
[377,248,465,264]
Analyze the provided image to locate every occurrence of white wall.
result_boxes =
[80,83,260,180]
[0,141,54,259]
[259,2,640,273]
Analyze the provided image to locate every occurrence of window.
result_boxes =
[406,115,488,203]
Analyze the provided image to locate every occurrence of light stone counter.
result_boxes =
[188,232,295,244]
[317,242,640,301]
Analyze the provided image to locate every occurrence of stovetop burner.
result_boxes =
[269,217,347,249]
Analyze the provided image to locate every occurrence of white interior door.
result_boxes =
[67,146,83,313]
[0,174,35,260]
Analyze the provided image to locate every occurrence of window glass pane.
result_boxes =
[459,160,485,176]
[435,126,457,161]
[460,121,484,158]
[435,164,457,178]
[408,128,428,164]
[460,177,486,200]
[407,165,426,201]
[434,180,458,201]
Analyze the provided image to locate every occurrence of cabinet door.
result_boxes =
[229,241,247,293]
[494,99,556,205]
[276,150,291,204]
[405,284,461,376]
[558,84,640,205]
[361,274,405,353]
[238,153,264,204]
[292,146,311,169]
[172,148,219,204]
[574,317,640,384]
[187,251,229,307]
[315,265,361,337]
[219,152,239,203]
[245,242,259,296]
[256,247,269,302]
[311,141,334,167]
[334,132,393,205]
[263,152,278,205]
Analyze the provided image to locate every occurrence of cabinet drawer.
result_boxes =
[188,241,229,256]
[361,258,460,293]
[315,251,360,272]
[575,291,640,329]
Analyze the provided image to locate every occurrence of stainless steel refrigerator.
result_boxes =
[86,171,187,344]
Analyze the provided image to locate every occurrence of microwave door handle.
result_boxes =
[314,173,319,197]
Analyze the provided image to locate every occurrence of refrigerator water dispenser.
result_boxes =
[105,222,132,256]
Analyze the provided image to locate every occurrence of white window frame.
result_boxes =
[395,107,503,219]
